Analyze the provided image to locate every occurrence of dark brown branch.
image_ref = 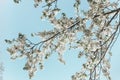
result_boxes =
[94,7,120,18]
[67,20,80,30]
[34,8,120,47]
[108,14,120,52]
[98,11,119,38]
[35,31,60,45]
[90,17,120,78]
[104,7,120,15]
[42,0,57,8]
[102,19,120,46]
[37,21,80,45]
[106,11,119,27]
[28,8,120,54]
[91,21,120,76]
[29,20,80,50]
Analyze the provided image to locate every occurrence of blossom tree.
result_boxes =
[5,0,120,80]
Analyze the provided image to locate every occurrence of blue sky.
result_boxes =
[0,0,120,80]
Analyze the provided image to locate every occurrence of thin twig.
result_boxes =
[42,0,57,8]
[94,7,120,18]
[28,8,120,55]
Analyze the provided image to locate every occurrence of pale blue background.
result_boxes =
[0,0,120,80]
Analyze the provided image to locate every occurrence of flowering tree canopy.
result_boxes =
[6,0,120,80]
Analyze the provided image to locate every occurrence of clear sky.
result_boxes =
[0,0,120,80]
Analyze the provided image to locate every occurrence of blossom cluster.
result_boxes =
[8,0,120,79]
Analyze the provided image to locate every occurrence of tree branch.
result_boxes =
[29,8,120,51]
[91,21,120,76]
[39,20,80,44]
[94,7,120,18]
[42,0,57,8]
